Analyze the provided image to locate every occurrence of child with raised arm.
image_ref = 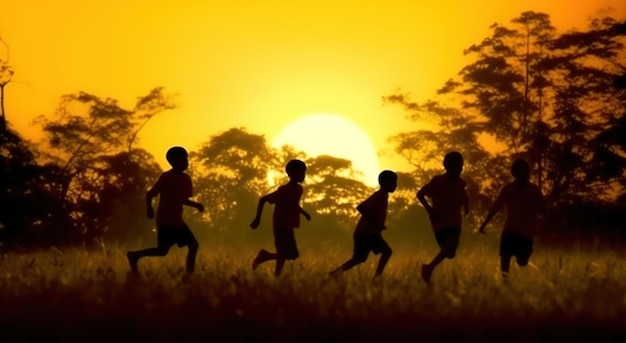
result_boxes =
[329,170,397,278]
[250,159,311,277]
[478,159,545,279]
[127,146,204,275]
[417,151,469,285]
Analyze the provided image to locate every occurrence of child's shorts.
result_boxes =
[157,225,197,249]
[352,233,391,263]
[435,226,461,258]
[273,226,299,260]
[500,231,533,262]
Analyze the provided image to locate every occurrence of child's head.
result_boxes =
[511,159,530,184]
[443,151,464,177]
[166,146,189,171]
[378,170,398,193]
[285,159,307,183]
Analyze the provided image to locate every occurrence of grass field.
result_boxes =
[1,238,625,342]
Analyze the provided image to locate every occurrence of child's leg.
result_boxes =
[127,227,182,274]
[515,235,533,267]
[330,235,369,276]
[329,259,362,276]
[422,228,458,284]
[274,258,286,277]
[263,227,297,275]
[425,251,446,269]
[253,249,279,270]
[500,255,511,279]
[374,242,392,277]
[186,236,199,273]
[132,247,170,257]
[423,239,454,273]
[127,246,170,274]
[421,251,444,284]
[517,255,530,267]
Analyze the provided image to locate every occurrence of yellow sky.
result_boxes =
[1,0,625,173]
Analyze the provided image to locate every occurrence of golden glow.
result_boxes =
[2,1,624,173]
[272,114,380,186]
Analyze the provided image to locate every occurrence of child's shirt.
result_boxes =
[150,170,193,227]
[266,183,303,229]
[354,189,388,235]
[420,174,468,231]
[495,182,544,238]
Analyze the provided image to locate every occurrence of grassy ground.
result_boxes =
[0,239,625,342]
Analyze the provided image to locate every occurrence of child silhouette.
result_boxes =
[127,146,204,275]
[417,151,469,285]
[478,159,545,279]
[329,170,397,278]
[250,159,311,276]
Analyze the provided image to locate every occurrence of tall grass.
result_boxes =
[0,237,625,342]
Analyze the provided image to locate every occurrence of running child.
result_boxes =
[250,159,311,276]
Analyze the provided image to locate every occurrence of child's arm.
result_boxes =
[478,191,505,233]
[250,195,269,229]
[145,182,160,219]
[299,207,311,221]
[416,188,437,221]
[462,189,470,216]
[183,199,204,213]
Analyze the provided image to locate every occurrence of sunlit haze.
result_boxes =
[2,0,625,171]
[272,113,380,186]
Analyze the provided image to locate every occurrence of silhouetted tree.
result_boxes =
[385,12,626,237]
[0,127,64,247]
[191,128,280,245]
[33,88,176,243]
[77,150,162,244]
[296,155,372,246]
[0,45,13,131]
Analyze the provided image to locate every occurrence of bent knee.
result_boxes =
[187,240,199,250]
[284,252,299,260]
[353,256,367,264]
[382,247,393,257]
[443,249,456,259]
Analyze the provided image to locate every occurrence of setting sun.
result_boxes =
[272,113,380,186]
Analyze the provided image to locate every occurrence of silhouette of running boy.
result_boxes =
[417,151,469,284]
[478,159,545,279]
[127,146,204,275]
[329,170,397,278]
[250,159,311,277]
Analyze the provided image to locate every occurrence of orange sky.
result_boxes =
[1,0,625,173]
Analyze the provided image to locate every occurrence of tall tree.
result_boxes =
[0,128,63,246]
[190,128,280,245]
[0,37,12,131]
[34,88,175,242]
[385,12,626,233]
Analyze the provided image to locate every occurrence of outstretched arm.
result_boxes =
[184,199,204,213]
[300,207,311,221]
[146,187,158,219]
[416,188,437,221]
[250,195,269,229]
[462,189,470,216]
[478,192,504,233]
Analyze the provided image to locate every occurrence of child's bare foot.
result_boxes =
[328,269,342,278]
[252,249,270,270]
[421,264,433,285]
[126,252,139,276]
